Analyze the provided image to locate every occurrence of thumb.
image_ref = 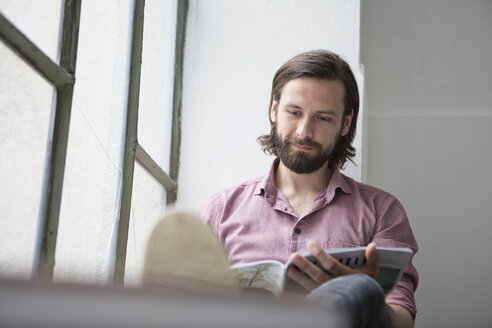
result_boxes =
[364,242,379,279]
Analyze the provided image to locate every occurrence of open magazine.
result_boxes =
[230,247,413,297]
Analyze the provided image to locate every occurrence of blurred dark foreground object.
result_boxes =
[0,278,329,328]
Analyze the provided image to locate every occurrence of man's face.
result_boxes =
[270,77,352,174]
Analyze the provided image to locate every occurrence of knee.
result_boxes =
[330,274,385,308]
[337,273,385,302]
[305,274,387,327]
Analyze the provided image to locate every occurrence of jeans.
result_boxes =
[304,274,394,328]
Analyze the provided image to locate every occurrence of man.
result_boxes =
[200,50,418,328]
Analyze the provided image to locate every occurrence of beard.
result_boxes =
[274,130,337,174]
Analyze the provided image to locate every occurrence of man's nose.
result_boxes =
[296,117,314,139]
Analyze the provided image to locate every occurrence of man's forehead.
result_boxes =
[278,77,345,109]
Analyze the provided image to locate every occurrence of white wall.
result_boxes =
[361,0,492,327]
[178,0,364,211]
[0,0,61,279]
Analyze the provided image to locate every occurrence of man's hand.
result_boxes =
[286,242,380,291]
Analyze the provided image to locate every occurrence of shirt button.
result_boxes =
[294,227,302,234]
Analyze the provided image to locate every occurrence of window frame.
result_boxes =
[0,0,187,283]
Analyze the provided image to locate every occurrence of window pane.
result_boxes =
[0,42,55,279]
[54,0,133,285]
[0,0,63,62]
[124,161,166,286]
[137,0,177,171]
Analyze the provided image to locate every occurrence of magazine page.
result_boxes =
[231,260,286,297]
[370,247,413,293]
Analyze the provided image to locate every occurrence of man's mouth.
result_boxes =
[291,143,314,152]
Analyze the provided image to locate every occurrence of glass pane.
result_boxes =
[0,0,63,62]
[0,42,55,279]
[124,161,167,286]
[137,0,177,171]
[53,0,133,285]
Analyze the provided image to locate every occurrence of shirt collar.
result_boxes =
[255,158,352,203]
[324,164,352,203]
[255,158,279,205]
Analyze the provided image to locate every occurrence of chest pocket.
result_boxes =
[324,240,366,249]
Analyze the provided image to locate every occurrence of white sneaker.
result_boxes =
[142,210,239,293]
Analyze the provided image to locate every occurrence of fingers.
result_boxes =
[287,242,380,292]
[307,241,380,280]
[307,242,351,277]
[289,253,332,284]
[286,266,318,290]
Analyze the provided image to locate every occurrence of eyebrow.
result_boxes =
[284,103,339,116]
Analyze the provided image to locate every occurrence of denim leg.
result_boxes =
[304,274,394,328]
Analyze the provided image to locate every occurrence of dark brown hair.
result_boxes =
[257,49,359,169]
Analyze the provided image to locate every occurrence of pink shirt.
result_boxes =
[200,159,419,318]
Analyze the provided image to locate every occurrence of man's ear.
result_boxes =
[270,101,278,123]
[340,109,354,137]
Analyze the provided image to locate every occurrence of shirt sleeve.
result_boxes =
[199,192,223,236]
[372,194,419,319]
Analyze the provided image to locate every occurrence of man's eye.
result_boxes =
[288,110,300,116]
[318,116,332,122]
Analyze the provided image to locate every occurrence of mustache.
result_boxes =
[284,136,322,150]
